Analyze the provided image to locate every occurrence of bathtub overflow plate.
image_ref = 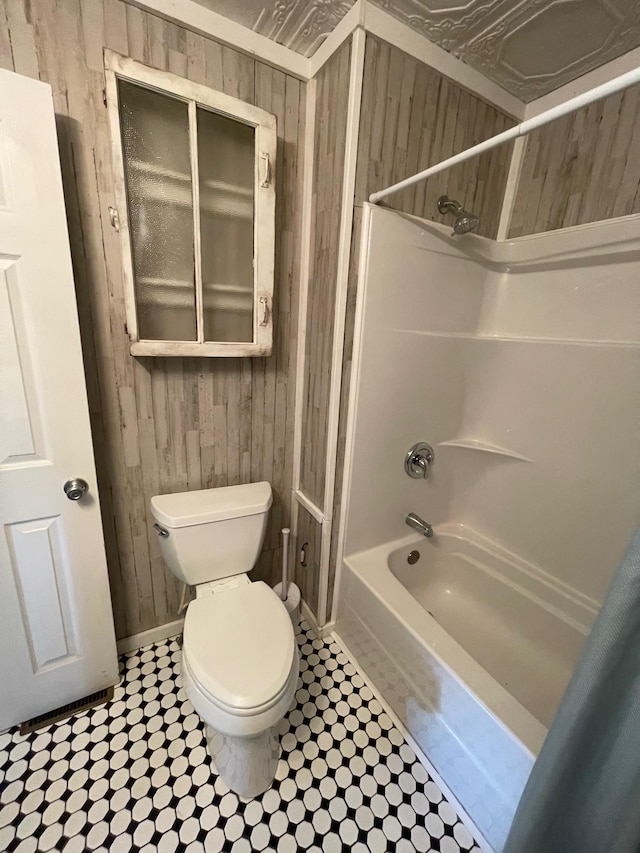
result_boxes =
[407,550,420,565]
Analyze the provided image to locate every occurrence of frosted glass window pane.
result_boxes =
[119,80,197,341]
[197,107,255,343]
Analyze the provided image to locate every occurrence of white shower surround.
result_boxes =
[334,204,640,851]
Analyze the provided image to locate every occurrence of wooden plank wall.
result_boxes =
[355,36,516,239]
[509,85,640,237]
[299,40,352,512]
[293,505,321,617]
[328,35,518,617]
[0,0,306,639]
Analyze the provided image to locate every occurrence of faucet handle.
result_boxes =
[405,442,434,479]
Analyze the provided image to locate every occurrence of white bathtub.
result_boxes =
[335,524,597,852]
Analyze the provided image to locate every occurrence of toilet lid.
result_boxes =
[183,582,296,712]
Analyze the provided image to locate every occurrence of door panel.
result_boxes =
[6,516,75,670]
[0,68,118,730]
[0,260,37,461]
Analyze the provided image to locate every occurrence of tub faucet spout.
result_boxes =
[406,513,433,538]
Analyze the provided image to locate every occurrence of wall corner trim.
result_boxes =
[496,136,527,241]
[294,490,325,524]
[301,600,335,640]
[289,75,318,588]
[316,28,367,628]
[307,1,366,79]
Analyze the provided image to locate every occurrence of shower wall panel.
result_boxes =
[344,205,640,607]
[329,35,516,617]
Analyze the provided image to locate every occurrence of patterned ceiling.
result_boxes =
[197,0,640,101]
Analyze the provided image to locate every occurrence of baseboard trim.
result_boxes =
[116,605,338,653]
[300,600,335,639]
[330,629,495,853]
[116,619,184,655]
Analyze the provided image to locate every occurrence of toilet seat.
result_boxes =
[182,581,297,733]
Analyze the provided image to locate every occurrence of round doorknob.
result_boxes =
[63,478,89,501]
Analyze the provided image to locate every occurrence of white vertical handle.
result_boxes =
[260,152,271,188]
[281,528,290,601]
[259,296,270,326]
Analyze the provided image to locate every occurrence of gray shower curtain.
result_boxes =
[503,528,640,853]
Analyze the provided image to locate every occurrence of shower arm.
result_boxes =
[369,66,640,205]
[437,197,463,216]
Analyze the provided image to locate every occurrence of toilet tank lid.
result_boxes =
[151,482,272,528]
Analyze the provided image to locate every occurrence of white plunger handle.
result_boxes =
[281,528,290,601]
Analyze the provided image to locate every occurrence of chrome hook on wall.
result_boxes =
[405,442,434,479]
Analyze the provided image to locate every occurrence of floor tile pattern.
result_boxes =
[0,622,481,852]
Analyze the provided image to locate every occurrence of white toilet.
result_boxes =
[150,481,299,798]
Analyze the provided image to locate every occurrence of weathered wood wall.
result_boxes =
[0,0,306,639]
[329,35,518,617]
[299,40,352,511]
[356,35,516,239]
[509,85,640,237]
[293,505,321,617]
[291,41,352,619]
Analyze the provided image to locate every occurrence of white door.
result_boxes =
[0,69,118,731]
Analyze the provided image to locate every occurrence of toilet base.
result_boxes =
[205,723,280,799]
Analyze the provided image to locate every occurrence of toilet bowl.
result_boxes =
[150,482,299,798]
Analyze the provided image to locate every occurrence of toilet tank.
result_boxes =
[150,483,272,586]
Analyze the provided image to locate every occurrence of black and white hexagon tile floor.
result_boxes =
[0,622,482,853]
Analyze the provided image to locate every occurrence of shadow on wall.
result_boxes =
[54,113,138,627]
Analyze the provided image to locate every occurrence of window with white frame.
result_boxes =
[105,51,276,357]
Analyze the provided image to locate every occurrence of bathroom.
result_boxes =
[2,1,640,852]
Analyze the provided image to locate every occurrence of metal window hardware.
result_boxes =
[108,206,120,232]
[260,152,271,188]
[259,296,270,326]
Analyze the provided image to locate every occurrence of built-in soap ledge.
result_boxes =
[437,438,532,462]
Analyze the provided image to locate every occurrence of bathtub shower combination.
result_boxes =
[334,204,640,851]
